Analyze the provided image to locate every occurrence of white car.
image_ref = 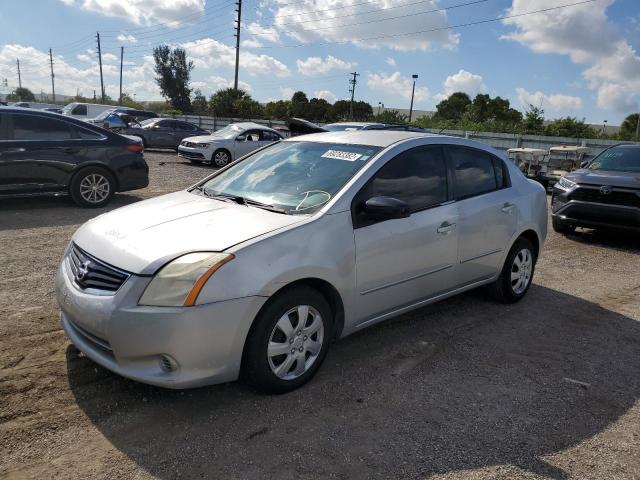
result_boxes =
[178,122,283,167]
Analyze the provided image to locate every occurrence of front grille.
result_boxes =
[178,150,206,160]
[569,187,640,208]
[68,244,130,293]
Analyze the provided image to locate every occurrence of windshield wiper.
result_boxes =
[204,191,289,214]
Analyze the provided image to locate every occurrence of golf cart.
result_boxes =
[507,148,548,180]
[543,145,590,187]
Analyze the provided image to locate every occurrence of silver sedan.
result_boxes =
[56,131,547,393]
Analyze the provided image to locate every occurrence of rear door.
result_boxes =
[148,119,175,147]
[446,145,517,285]
[352,145,459,323]
[175,121,198,145]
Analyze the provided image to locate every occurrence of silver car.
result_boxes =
[56,131,547,393]
[178,122,283,167]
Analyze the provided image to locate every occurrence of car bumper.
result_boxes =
[551,187,640,231]
[56,253,267,389]
[178,145,210,162]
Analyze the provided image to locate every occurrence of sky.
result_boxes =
[0,0,638,124]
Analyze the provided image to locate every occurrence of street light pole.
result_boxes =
[408,74,418,123]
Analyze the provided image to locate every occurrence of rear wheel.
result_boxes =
[552,217,575,234]
[69,167,115,208]
[242,286,333,393]
[488,237,536,303]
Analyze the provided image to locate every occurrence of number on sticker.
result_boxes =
[321,150,363,161]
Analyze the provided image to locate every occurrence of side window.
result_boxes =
[156,120,173,128]
[359,146,448,213]
[244,130,260,141]
[449,147,498,199]
[72,105,87,116]
[261,130,281,141]
[72,126,104,140]
[10,114,73,140]
[177,122,196,131]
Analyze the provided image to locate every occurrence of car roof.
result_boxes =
[282,130,438,147]
[229,121,279,131]
[325,122,382,127]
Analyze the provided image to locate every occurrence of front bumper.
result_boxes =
[56,253,266,389]
[551,185,640,231]
[178,145,210,162]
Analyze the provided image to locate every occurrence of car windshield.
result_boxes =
[589,146,640,173]
[210,125,243,139]
[201,141,380,214]
[324,124,364,132]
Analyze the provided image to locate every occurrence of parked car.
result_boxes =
[323,122,386,131]
[43,107,63,114]
[123,118,209,149]
[61,102,120,121]
[88,108,158,129]
[286,118,427,137]
[551,144,640,233]
[178,122,283,167]
[56,131,547,392]
[0,107,148,207]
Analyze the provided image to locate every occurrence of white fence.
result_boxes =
[170,114,287,131]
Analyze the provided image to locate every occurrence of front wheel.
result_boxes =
[488,237,536,303]
[69,167,115,208]
[242,286,333,393]
[212,149,231,168]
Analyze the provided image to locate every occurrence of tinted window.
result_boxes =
[177,121,196,131]
[72,126,104,140]
[10,114,73,140]
[492,157,509,189]
[363,146,448,212]
[449,147,498,199]
[261,130,282,141]
[71,105,87,116]
[156,120,175,128]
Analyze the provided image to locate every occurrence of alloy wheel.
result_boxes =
[213,151,230,167]
[510,248,533,295]
[79,174,110,204]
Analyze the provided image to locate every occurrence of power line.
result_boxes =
[251,0,599,48]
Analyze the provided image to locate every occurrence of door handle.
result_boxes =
[501,202,516,213]
[437,221,456,235]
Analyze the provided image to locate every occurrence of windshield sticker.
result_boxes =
[321,150,363,161]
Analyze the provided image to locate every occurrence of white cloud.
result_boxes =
[59,0,205,26]
[515,87,583,111]
[386,57,396,67]
[367,71,429,102]
[182,38,290,77]
[246,22,280,43]
[241,38,263,48]
[280,87,295,100]
[314,89,337,102]
[271,0,458,51]
[296,55,354,76]
[76,53,92,62]
[102,53,119,63]
[434,69,486,101]
[117,33,137,43]
[208,75,252,93]
[503,0,639,113]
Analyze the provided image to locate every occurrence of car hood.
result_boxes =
[567,169,640,189]
[73,190,305,275]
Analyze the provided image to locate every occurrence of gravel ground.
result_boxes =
[1,151,639,479]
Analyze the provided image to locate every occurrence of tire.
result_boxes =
[552,217,575,234]
[488,237,536,304]
[212,149,231,168]
[242,286,333,394]
[69,167,115,208]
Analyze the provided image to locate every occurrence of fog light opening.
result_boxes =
[160,354,178,373]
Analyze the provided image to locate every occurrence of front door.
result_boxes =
[446,146,518,285]
[234,129,262,158]
[352,146,459,324]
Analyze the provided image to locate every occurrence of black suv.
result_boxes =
[0,107,149,208]
[551,144,640,233]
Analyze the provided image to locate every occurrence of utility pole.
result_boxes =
[348,71,359,120]
[49,49,56,103]
[233,0,242,90]
[96,32,105,103]
[408,74,418,123]
[16,58,22,89]
[119,46,124,103]
[635,113,640,142]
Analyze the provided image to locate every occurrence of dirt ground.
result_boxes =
[1,151,639,480]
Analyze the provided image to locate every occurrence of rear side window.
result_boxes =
[361,146,448,212]
[72,105,87,115]
[449,147,498,199]
[72,126,104,140]
[261,130,282,141]
[157,120,175,128]
[10,114,73,140]
[177,122,196,131]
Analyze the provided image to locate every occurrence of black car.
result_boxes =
[0,107,149,208]
[89,108,158,129]
[551,144,640,233]
[122,118,210,149]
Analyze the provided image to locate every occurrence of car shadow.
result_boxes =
[0,194,144,231]
[564,228,640,254]
[67,285,640,479]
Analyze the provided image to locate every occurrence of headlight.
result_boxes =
[557,176,577,190]
[139,252,234,307]
[196,142,211,148]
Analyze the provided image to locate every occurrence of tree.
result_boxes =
[6,87,36,102]
[331,100,373,121]
[522,104,545,134]
[119,93,144,109]
[153,45,194,113]
[307,98,334,122]
[265,100,291,120]
[544,117,597,138]
[289,90,309,118]
[191,89,208,115]
[619,113,640,141]
[434,92,471,121]
[374,109,408,123]
[209,88,262,118]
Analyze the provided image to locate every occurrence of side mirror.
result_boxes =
[363,196,410,221]
[580,160,589,168]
